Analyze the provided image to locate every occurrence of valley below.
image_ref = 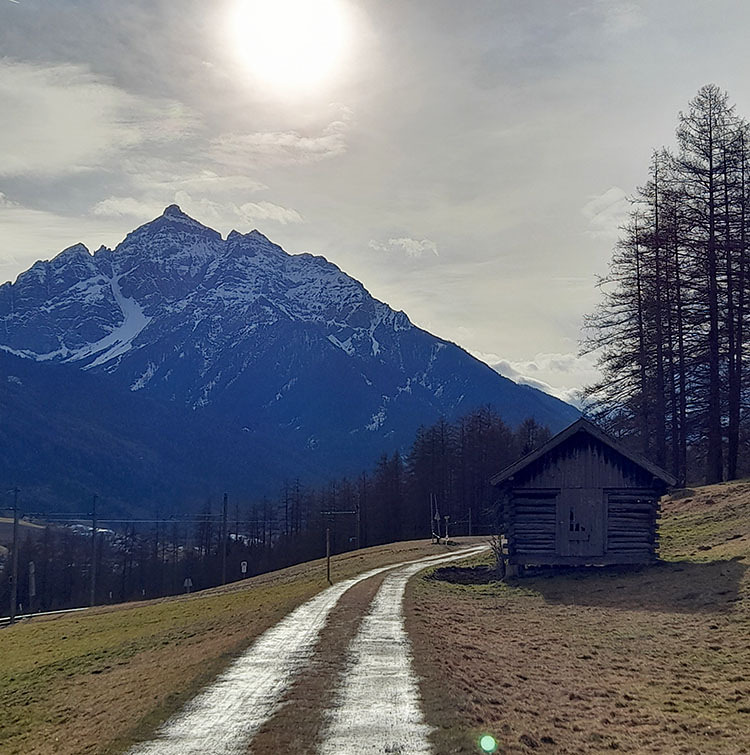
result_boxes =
[1,481,749,753]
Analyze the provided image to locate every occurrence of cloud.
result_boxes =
[158,171,266,196]
[88,161,271,222]
[209,106,352,167]
[473,350,601,407]
[0,59,195,177]
[581,186,630,240]
[91,196,160,219]
[91,192,303,229]
[598,1,646,35]
[573,1,646,36]
[369,237,439,259]
[237,201,303,225]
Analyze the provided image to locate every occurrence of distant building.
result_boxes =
[491,418,676,572]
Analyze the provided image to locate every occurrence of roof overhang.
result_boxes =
[490,417,677,487]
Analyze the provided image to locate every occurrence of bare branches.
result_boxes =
[582,85,750,484]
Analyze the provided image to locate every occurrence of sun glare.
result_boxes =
[229,0,350,95]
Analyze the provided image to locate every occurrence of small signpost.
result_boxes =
[183,577,193,594]
[240,560,248,576]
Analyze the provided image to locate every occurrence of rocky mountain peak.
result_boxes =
[225,227,286,260]
[0,209,578,477]
[116,205,222,258]
[54,242,91,260]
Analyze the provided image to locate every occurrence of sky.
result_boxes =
[2,0,750,404]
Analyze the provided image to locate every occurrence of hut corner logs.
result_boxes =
[491,418,676,571]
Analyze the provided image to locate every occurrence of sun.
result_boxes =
[228,0,350,95]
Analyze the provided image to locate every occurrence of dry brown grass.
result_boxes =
[0,538,462,755]
[407,481,750,754]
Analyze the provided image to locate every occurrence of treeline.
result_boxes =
[0,515,329,614]
[582,84,750,485]
[362,410,550,543]
[0,407,548,613]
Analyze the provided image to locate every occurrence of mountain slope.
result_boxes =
[0,350,309,513]
[0,205,578,486]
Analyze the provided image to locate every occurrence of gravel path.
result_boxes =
[319,547,487,755]
[127,546,484,755]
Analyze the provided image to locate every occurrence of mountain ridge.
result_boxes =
[0,206,578,507]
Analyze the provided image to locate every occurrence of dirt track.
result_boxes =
[126,545,487,755]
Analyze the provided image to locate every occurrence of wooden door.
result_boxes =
[557,488,605,557]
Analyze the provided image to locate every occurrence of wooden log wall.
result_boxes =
[606,492,659,560]
[502,489,660,564]
[505,494,557,557]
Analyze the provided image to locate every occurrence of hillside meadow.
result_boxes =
[2,483,749,754]
[0,539,469,755]
[408,480,750,754]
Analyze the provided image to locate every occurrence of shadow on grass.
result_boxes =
[431,559,748,614]
[427,565,502,586]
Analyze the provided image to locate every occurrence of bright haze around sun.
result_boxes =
[227,0,351,97]
[3,0,750,403]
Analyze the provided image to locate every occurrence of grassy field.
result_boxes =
[5,484,749,755]
[408,481,750,754]
[0,538,465,755]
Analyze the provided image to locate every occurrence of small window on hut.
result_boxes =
[569,507,587,535]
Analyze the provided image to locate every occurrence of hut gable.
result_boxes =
[491,418,677,489]
[492,418,676,568]
[501,431,661,491]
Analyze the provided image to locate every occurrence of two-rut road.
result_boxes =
[128,545,486,755]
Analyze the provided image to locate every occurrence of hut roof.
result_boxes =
[491,417,678,487]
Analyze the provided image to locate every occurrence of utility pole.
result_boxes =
[28,561,36,616]
[90,494,98,607]
[326,527,331,585]
[9,487,19,624]
[321,509,355,585]
[355,499,361,550]
[221,492,228,585]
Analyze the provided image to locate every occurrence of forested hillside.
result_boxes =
[0,408,546,612]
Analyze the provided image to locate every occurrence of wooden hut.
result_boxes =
[491,418,676,570]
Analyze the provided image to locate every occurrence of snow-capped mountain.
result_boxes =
[0,205,578,476]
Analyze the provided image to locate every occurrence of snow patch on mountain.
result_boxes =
[366,407,387,431]
[72,274,151,369]
[328,333,355,356]
[131,361,157,391]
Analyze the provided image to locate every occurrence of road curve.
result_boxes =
[127,546,485,755]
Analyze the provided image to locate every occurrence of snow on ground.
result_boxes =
[319,546,487,755]
[127,547,483,755]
